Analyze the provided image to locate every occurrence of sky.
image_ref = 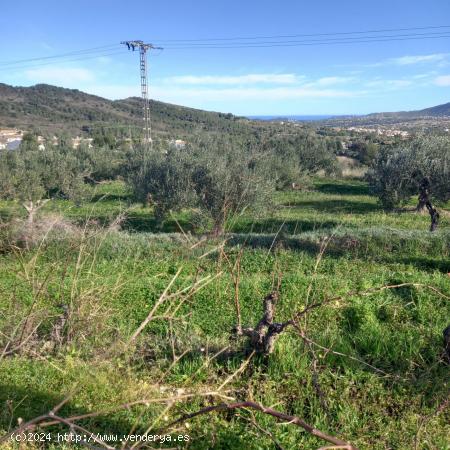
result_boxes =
[0,0,450,115]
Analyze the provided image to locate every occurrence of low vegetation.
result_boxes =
[0,170,449,449]
[368,135,450,231]
[0,94,449,448]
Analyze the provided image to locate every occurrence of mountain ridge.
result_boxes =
[0,83,248,136]
[0,83,448,134]
[365,102,450,119]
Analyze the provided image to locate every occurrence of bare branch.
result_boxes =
[165,401,359,450]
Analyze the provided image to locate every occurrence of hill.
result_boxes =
[320,101,450,128]
[411,101,450,117]
[2,82,448,135]
[0,83,251,137]
[365,101,450,119]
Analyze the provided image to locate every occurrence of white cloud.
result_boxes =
[368,53,449,68]
[165,73,301,85]
[25,67,95,84]
[365,79,413,88]
[163,73,359,92]
[392,53,449,66]
[61,71,364,102]
[305,76,356,87]
[150,86,362,103]
[434,75,450,86]
[73,80,361,102]
[63,83,361,105]
[412,72,437,79]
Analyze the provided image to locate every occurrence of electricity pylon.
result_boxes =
[121,40,162,148]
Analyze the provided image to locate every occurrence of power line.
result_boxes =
[150,24,450,43]
[0,25,449,69]
[3,32,448,68]
[0,50,126,72]
[1,24,449,67]
[162,34,450,49]
[160,32,450,49]
[0,44,119,67]
[162,30,450,46]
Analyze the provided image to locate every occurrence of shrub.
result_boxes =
[260,131,339,182]
[190,137,274,234]
[127,142,196,223]
[367,135,450,210]
[127,137,275,234]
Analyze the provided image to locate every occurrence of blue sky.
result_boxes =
[0,0,450,115]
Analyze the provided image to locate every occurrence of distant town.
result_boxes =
[0,128,187,150]
[0,128,94,150]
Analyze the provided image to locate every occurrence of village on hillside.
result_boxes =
[0,128,95,150]
[0,127,187,150]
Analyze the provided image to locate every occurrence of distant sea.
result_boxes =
[247,115,346,121]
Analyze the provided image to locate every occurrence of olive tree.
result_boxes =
[367,135,449,230]
[127,137,275,234]
[260,132,338,189]
[0,144,91,223]
[127,142,196,223]
[190,137,274,235]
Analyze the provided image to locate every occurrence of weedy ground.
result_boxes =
[0,178,449,449]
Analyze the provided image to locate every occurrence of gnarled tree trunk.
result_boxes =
[234,292,290,354]
[417,178,439,232]
[22,199,49,225]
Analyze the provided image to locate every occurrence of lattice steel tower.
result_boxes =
[121,40,162,147]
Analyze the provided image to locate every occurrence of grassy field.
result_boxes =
[0,178,449,449]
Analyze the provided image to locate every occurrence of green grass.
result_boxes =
[2,178,448,234]
[0,178,449,449]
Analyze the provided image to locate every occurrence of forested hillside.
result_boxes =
[2,83,448,138]
[0,83,251,137]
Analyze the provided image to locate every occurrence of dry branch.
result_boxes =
[127,269,222,346]
[166,400,359,450]
[1,390,235,448]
